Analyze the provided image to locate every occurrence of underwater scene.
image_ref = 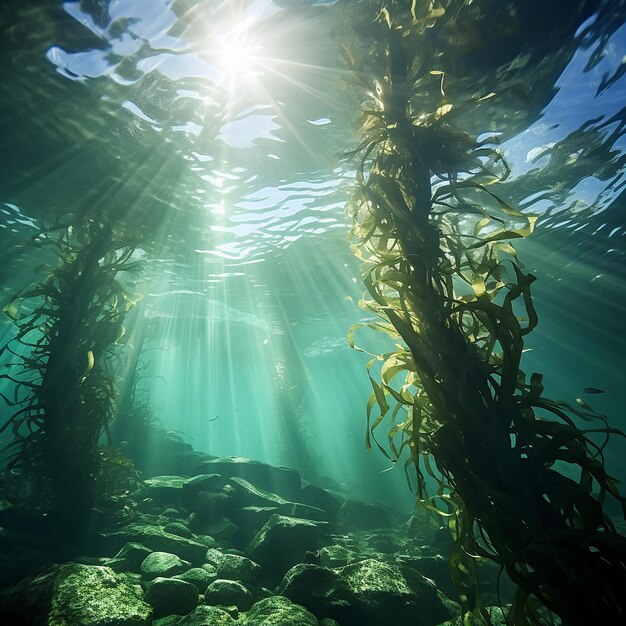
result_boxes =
[0,0,625,624]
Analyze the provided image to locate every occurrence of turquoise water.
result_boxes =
[1,0,625,515]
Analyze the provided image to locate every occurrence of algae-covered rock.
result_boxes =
[140,551,190,579]
[205,579,253,611]
[144,476,189,504]
[194,491,232,521]
[436,606,507,626]
[194,457,301,501]
[163,522,195,539]
[246,514,318,584]
[109,542,153,573]
[173,566,216,594]
[300,484,344,522]
[0,563,152,626]
[216,553,261,585]
[228,477,287,509]
[243,595,318,626]
[157,605,236,626]
[281,558,453,626]
[339,500,391,530]
[144,577,199,618]
[99,523,208,564]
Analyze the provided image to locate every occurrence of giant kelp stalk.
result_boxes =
[342,3,626,624]
[0,218,139,552]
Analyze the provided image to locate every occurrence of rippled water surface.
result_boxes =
[1,0,625,506]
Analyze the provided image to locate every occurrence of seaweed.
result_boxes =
[340,2,626,624]
[0,218,140,551]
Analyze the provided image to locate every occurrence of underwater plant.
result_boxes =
[0,217,140,551]
[341,2,626,624]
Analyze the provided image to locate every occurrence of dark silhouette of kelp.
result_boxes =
[340,2,626,624]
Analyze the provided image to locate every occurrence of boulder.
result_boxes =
[229,506,279,545]
[140,551,190,580]
[183,474,222,499]
[438,606,506,626]
[339,500,391,530]
[98,523,208,564]
[144,476,188,505]
[246,515,318,584]
[244,595,318,626]
[205,579,253,611]
[108,542,152,573]
[277,501,328,522]
[173,567,216,594]
[300,484,344,522]
[156,605,236,626]
[144,577,199,618]
[0,563,151,626]
[195,458,301,501]
[163,522,195,539]
[227,477,287,509]
[216,553,261,585]
[194,515,238,542]
[281,558,453,626]
[194,492,232,521]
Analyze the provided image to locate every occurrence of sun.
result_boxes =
[214,23,263,93]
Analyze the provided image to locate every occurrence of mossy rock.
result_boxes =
[281,558,454,626]
[243,595,317,626]
[0,563,152,626]
[144,577,199,619]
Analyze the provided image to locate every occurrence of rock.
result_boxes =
[194,492,232,521]
[229,506,279,545]
[432,526,453,552]
[204,579,253,611]
[194,457,301,501]
[160,507,183,519]
[339,500,391,530]
[228,477,287,508]
[198,516,239,542]
[98,523,208,564]
[281,558,453,626]
[205,548,226,567]
[318,544,353,568]
[216,553,261,585]
[0,563,152,625]
[144,476,188,505]
[246,515,318,584]
[173,567,216,594]
[108,542,153,573]
[163,522,195,539]
[405,510,438,542]
[244,595,318,626]
[144,577,199,618]
[397,553,452,595]
[300,484,344,522]
[366,530,405,553]
[277,501,328,522]
[438,606,506,626]
[140,551,190,580]
[161,605,236,626]
[183,474,223,503]
[202,562,218,578]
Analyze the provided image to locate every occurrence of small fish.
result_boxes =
[209,415,219,422]
[576,397,593,411]
[583,387,605,394]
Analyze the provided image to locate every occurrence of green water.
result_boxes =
[0,0,625,514]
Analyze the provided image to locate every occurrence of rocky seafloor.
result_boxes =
[0,430,511,625]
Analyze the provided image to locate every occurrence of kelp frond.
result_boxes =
[341,2,626,624]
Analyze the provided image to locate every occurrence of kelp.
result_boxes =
[0,218,140,550]
[341,2,626,624]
